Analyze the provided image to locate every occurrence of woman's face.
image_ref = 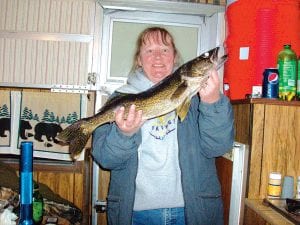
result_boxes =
[137,32,176,84]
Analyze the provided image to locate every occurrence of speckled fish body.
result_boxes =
[58,47,227,158]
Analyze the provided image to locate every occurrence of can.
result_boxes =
[262,68,279,98]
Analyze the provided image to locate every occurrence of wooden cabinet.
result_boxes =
[0,151,92,225]
[243,199,294,225]
[232,99,300,224]
[216,156,233,225]
[0,0,102,89]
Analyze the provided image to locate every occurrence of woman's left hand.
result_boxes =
[198,69,220,104]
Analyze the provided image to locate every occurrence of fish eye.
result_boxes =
[204,52,209,58]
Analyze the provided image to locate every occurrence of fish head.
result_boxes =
[187,47,228,78]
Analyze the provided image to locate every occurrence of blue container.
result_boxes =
[19,141,34,225]
[262,68,279,98]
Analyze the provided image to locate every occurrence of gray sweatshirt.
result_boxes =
[117,69,184,210]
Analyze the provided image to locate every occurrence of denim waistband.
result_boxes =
[132,207,185,225]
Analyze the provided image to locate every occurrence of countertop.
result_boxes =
[245,198,297,225]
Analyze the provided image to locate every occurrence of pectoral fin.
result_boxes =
[176,98,191,121]
[170,82,188,100]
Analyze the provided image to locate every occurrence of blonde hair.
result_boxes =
[130,27,181,73]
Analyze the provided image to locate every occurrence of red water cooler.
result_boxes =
[224,0,300,100]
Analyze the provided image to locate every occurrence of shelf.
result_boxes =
[231,98,300,107]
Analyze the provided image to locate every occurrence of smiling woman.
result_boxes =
[99,11,206,91]
[94,3,226,224]
[91,22,234,225]
[108,21,199,81]
[134,27,177,83]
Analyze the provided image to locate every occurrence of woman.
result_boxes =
[92,27,234,225]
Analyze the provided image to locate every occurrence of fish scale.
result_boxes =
[58,47,227,159]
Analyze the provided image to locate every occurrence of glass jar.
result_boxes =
[267,172,282,198]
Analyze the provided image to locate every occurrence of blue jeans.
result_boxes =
[132,207,186,225]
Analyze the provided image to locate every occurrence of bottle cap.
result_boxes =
[269,172,281,180]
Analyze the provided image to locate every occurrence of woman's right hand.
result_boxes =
[115,104,144,136]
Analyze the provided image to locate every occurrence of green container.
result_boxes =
[33,183,44,225]
[277,44,297,101]
[297,56,300,98]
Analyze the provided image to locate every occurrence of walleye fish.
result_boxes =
[58,47,227,158]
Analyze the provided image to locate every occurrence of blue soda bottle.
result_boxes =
[19,141,34,225]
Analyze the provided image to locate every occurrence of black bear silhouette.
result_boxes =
[0,118,33,139]
[34,122,62,144]
[19,120,33,139]
[0,118,10,137]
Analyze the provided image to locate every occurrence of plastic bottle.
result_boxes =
[267,172,282,198]
[297,56,300,99]
[33,183,44,225]
[19,141,34,225]
[277,44,297,101]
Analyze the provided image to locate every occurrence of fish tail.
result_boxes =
[57,119,93,158]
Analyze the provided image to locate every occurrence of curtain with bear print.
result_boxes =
[0,90,92,161]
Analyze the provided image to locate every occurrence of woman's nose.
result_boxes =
[153,50,162,58]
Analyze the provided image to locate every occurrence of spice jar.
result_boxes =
[268,172,282,198]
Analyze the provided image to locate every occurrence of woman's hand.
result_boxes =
[199,69,221,104]
[115,104,145,136]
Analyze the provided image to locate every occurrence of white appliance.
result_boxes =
[223,142,249,225]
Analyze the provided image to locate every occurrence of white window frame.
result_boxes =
[98,10,205,91]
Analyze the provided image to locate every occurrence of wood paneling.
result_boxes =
[248,104,265,199]
[244,199,294,225]
[97,169,110,225]
[38,172,75,203]
[260,105,300,199]
[216,157,233,225]
[232,103,251,144]
[1,154,92,225]
[244,206,268,225]
[232,99,300,200]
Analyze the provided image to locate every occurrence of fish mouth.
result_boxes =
[210,47,228,70]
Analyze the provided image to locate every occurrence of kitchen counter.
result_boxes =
[244,199,296,225]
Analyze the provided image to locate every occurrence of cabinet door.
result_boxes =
[0,0,100,90]
[246,103,300,199]
[259,105,300,199]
